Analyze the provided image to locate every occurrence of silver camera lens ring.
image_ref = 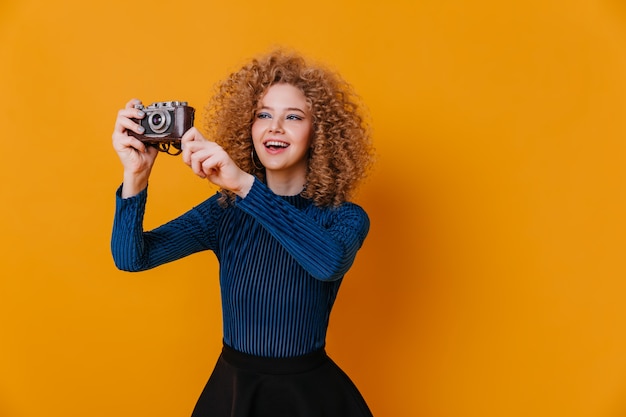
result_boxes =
[148,110,171,134]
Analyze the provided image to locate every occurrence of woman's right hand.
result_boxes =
[112,99,159,197]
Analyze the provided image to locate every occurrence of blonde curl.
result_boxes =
[203,48,375,207]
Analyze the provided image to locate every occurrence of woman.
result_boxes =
[111,49,375,417]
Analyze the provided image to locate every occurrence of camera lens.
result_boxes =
[147,110,171,134]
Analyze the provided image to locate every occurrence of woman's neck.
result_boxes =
[265,172,306,196]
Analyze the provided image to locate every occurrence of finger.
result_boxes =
[113,132,148,153]
[191,148,215,178]
[117,104,146,123]
[192,153,207,178]
[128,136,148,153]
[181,127,197,143]
[115,99,145,129]
[201,157,219,179]
[181,137,212,166]
[181,127,206,147]
[115,113,146,136]
[180,131,193,165]
[181,141,194,166]
[125,98,142,110]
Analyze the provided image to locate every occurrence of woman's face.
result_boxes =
[251,83,313,181]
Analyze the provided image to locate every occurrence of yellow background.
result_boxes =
[2,0,626,416]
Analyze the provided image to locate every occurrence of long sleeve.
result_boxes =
[110,185,220,272]
[235,179,369,281]
[110,180,371,357]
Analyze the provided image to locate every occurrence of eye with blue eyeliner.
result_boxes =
[255,112,304,121]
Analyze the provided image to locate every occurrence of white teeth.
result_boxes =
[265,141,288,148]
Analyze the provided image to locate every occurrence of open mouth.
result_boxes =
[264,140,289,150]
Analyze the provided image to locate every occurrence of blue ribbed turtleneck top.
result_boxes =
[111,178,369,358]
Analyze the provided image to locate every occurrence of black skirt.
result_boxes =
[191,343,374,417]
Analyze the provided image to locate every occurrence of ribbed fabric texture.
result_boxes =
[111,179,369,358]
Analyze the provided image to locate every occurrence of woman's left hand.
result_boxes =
[181,128,254,197]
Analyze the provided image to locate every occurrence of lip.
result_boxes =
[263,139,290,147]
[262,139,290,155]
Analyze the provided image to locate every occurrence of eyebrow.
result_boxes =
[258,106,307,114]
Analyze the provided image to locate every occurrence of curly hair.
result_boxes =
[203,48,375,207]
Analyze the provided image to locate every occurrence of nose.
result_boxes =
[269,118,283,133]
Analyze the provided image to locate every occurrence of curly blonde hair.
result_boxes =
[204,49,374,207]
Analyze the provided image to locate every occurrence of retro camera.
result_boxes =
[129,101,195,155]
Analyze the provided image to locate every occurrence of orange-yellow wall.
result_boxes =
[2,0,626,416]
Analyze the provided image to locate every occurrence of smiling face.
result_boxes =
[251,83,313,191]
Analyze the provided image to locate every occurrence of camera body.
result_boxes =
[129,101,195,146]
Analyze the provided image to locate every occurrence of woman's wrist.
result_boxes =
[121,171,150,198]
[234,173,255,199]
